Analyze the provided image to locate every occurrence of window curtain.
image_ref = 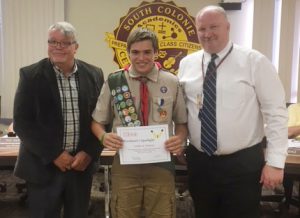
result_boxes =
[0,0,64,118]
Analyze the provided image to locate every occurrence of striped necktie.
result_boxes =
[199,53,218,156]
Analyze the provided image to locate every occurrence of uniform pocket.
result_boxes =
[152,96,173,123]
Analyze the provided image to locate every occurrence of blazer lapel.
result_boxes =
[43,59,63,118]
[77,62,89,124]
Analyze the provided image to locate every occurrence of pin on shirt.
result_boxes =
[157,98,165,112]
[160,86,168,93]
[157,98,167,120]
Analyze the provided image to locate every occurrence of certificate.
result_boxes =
[117,124,170,165]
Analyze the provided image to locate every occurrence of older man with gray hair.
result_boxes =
[13,21,104,218]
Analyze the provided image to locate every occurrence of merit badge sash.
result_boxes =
[107,70,141,127]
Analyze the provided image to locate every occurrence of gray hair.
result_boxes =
[48,21,78,42]
[127,28,159,53]
[196,5,228,21]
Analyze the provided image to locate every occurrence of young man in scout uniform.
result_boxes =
[91,28,188,218]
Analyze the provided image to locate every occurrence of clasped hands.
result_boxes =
[53,150,91,172]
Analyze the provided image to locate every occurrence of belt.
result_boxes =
[188,142,263,159]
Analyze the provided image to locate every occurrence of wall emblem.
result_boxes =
[105,0,201,74]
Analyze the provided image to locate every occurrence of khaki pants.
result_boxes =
[110,155,176,218]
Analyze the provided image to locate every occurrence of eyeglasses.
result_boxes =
[47,40,77,48]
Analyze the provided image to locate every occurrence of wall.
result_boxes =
[65,0,215,78]
[0,0,64,118]
[0,0,298,117]
[278,0,295,102]
[65,0,300,101]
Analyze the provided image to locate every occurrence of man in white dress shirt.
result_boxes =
[178,5,288,218]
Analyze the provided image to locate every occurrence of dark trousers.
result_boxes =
[27,168,93,218]
[187,143,264,218]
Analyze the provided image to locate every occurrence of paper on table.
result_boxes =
[288,139,300,155]
[288,139,300,148]
[0,136,20,152]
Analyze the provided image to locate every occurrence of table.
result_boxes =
[0,137,20,167]
[2,140,300,217]
[0,137,20,192]
[283,154,300,212]
[260,152,300,214]
[0,137,116,218]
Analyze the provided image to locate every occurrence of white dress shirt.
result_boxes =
[178,41,288,168]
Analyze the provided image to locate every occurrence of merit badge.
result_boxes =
[117,94,123,101]
[116,86,121,93]
[160,86,168,93]
[123,92,130,99]
[128,122,134,127]
[122,109,129,116]
[122,85,129,92]
[114,96,119,104]
[131,113,138,120]
[120,101,126,109]
[125,115,131,122]
[128,106,135,114]
[134,120,141,126]
[126,99,133,106]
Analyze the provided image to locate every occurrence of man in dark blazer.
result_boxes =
[13,21,104,218]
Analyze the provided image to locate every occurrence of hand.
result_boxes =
[53,151,74,172]
[71,151,92,171]
[102,132,123,151]
[288,126,300,139]
[260,165,284,189]
[176,151,187,165]
[165,135,184,156]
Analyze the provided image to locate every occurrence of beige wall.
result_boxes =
[1,0,299,117]
[278,0,298,102]
[0,0,64,118]
[65,0,217,78]
[252,0,300,102]
[252,0,275,60]
[65,0,297,89]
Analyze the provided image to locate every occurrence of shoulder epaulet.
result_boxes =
[108,69,124,78]
[112,69,124,74]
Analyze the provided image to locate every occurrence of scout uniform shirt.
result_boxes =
[92,64,187,138]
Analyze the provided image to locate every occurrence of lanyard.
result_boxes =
[197,44,234,109]
[201,44,234,79]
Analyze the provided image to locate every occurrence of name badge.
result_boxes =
[197,94,203,109]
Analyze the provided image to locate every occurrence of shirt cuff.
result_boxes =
[265,152,287,169]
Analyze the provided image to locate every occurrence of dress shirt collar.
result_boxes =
[203,41,233,65]
[51,59,78,78]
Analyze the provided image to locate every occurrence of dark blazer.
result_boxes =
[13,58,104,184]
